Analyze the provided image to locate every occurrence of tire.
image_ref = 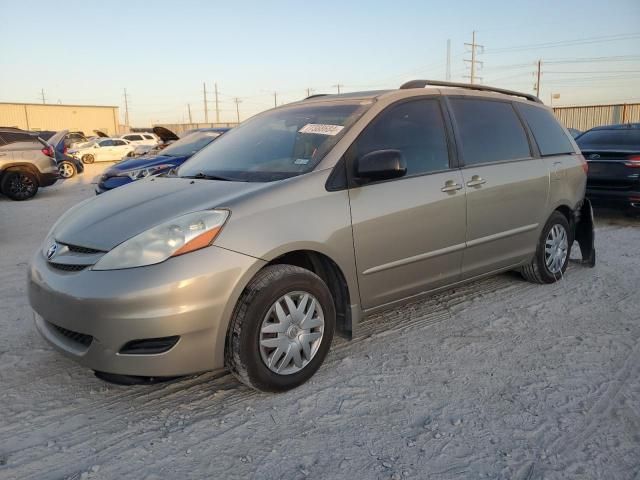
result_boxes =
[1,170,39,200]
[521,211,571,284]
[82,154,95,164]
[226,264,336,392]
[58,161,76,179]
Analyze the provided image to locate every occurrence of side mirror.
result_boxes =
[355,149,407,182]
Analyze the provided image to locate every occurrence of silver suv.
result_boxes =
[28,81,595,391]
[0,128,59,200]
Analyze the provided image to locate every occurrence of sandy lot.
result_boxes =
[0,166,639,480]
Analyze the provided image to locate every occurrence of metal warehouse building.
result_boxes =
[553,103,640,131]
[0,102,120,136]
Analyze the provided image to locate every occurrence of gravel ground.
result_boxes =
[0,165,639,480]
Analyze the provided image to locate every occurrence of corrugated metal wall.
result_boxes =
[553,103,640,131]
[0,103,120,136]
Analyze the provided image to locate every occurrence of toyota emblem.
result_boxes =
[589,153,600,160]
[46,243,58,260]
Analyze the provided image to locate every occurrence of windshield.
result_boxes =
[577,129,640,149]
[160,131,220,157]
[178,101,371,182]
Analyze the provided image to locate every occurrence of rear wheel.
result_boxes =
[1,170,39,200]
[58,161,76,179]
[82,154,95,164]
[226,265,335,392]
[521,211,571,284]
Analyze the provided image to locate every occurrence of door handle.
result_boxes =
[441,180,463,193]
[466,175,486,187]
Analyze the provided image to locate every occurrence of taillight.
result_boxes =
[625,155,640,168]
[63,146,68,154]
[41,146,54,158]
[578,155,588,174]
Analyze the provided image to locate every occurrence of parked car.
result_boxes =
[36,130,90,149]
[0,128,58,200]
[130,126,180,157]
[69,138,135,163]
[28,80,595,391]
[46,130,85,179]
[118,132,160,148]
[96,129,226,194]
[576,123,640,213]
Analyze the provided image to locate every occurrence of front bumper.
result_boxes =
[95,175,131,194]
[28,245,265,376]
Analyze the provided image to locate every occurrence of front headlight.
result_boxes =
[119,164,174,181]
[93,210,229,270]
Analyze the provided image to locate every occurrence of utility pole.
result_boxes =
[273,92,278,108]
[123,88,130,127]
[446,39,451,81]
[187,104,193,124]
[203,82,209,123]
[214,83,220,123]
[234,97,242,123]
[332,84,343,94]
[40,88,46,104]
[535,59,542,98]
[464,31,484,84]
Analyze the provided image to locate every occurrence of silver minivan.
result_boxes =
[28,81,595,391]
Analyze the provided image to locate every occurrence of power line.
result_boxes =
[485,33,640,54]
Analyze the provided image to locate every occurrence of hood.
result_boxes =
[107,154,187,173]
[54,177,269,250]
[94,130,109,138]
[153,126,179,142]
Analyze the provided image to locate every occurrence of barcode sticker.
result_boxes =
[299,124,344,136]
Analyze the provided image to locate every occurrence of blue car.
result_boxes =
[95,128,228,194]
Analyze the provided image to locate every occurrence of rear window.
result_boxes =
[0,131,36,145]
[576,129,640,149]
[450,99,531,166]
[516,104,575,156]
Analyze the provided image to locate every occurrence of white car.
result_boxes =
[69,138,135,164]
[118,133,159,147]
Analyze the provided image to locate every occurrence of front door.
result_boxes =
[347,98,467,309]
[448,98,550,278]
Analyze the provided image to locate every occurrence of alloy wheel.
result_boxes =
[8,173,36,200]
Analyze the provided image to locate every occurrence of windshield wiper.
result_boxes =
[182,172,233,181]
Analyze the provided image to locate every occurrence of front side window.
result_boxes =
[143,134,154,140]
[516,103,575,156]
[450,99,531,166]
[99,139,114,147]
[179,102,370,182]
[351,99,450,177]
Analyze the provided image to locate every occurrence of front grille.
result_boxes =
[120,336,180,355]
[49,263,88,272]
[50,323,93,347]
[63,243,104,254]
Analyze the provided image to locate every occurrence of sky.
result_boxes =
[1,0,639,126]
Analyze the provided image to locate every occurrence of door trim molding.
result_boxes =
[362,242,466,276]
[466,223,539,248]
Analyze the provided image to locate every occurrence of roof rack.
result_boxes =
[399,79,543,104]
[304,94,329,100]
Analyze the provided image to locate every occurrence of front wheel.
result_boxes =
[1,170,39,200]
[521,211,571,284]
[226,265,335,392]
[82,154,95,164]
[58,161,76,179]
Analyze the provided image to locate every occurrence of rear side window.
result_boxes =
[143,134,154,140]
[516,104,574,156]
[450,99,531,166]
[125,135,143,141]
[353,99,450,176]
[113,140,127,146]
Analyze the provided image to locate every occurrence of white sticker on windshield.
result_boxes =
[299,123,344,136]
[294,158,310,165]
